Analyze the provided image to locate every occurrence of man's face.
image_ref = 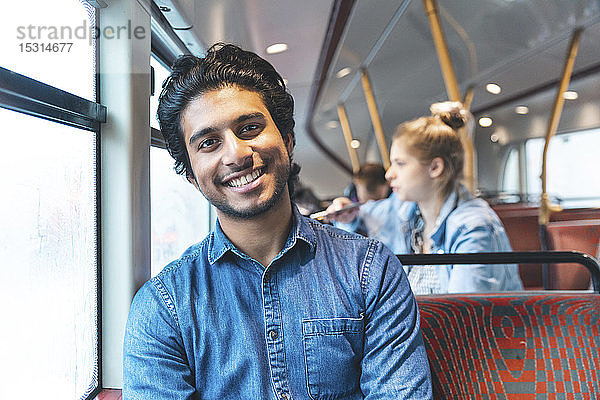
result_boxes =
[180,85,293,220]
[355,181,390,203]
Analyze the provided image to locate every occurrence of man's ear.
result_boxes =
[284,133,294,156]
[429,157,445,179]
[186,173,199,189]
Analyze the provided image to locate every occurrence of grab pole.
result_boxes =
[337,103,361,174]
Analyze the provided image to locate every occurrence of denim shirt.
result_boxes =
[336,185,523,293]
[123,206,432,400]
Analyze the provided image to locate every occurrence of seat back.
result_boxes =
[546,220,600,289]
[417,293,600,399]
[492,204,543,288]
[491,204,600,289]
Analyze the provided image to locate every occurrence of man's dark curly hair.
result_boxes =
[157,43,300,196]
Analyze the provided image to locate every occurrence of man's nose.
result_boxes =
[221,132,253,167]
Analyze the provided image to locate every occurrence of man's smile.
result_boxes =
[222,167,265,188]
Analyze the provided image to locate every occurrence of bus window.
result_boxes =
[150,147,212,277]
[501,146,519,195]
[0,1,100,397]
[1,0,96,100]
[149,53,212,277]
[524,127,600,208]
[150,54,171,130]
[0,108,98,399]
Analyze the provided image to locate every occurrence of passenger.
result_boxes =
[291,181,322,216]
[354,163,391,203]
[341,163,391,235]
[327,101,523,294]
[123,43,432,399]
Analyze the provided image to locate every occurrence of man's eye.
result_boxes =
[240,123,261,135]
[199,138,218,149]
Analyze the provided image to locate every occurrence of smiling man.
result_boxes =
[123,43,432,400]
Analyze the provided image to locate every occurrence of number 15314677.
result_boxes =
[19,43,73,52]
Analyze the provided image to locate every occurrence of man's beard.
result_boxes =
[210,160,290,220]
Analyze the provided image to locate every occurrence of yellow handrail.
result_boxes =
[337,103,361,174]
[422,0,461,102]
[360,68,390,169]
[422,0,475,192]
[539,28,583,225]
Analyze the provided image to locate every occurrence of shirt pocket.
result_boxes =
[302,315,364,399]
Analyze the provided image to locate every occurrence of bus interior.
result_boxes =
[0,0,599,398]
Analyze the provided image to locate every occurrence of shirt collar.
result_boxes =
[397,184,472,245]
[398,200,418,224]
[207,203,316,265]
[292,204,317,252]
[207,220,235,265]
[429,184,472,244]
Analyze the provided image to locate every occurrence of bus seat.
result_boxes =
[551,208,600,222]
[491,205,600,290]
[417,293,600,399]
[492,204,543,289]
[546,220,600,289]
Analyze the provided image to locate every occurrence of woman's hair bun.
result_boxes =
[430,101,469,130]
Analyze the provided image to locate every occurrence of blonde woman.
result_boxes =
[328,102,523,294]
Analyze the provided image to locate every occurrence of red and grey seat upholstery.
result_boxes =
[417,293,600,399]
[399,251,600,399]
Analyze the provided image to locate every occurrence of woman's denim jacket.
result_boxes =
[336,184,523,293]
[123,206,432,399]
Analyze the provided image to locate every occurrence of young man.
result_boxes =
[123,43,432,399]
[354,163,391,203]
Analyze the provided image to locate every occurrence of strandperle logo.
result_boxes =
[17,20,146,45]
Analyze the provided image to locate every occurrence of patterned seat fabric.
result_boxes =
[417,294,600,399]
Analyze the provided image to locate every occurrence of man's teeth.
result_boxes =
[227,169,262,187]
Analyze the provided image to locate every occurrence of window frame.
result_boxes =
[0,67,106,132]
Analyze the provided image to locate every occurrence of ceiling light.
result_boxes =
[490,134,499,143]
[515,106,529,115]
[479,117,493,127]
[350,139,360,149]
[326,120,339,129]
[563,91,578,100]
[336,67,352,78]
[486,83,502,95]
[266,43,288,54]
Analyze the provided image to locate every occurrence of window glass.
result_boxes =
[0,108,97,400]
[0,0,96,100]
[151,147,211,276]
[150,54,171,129]
[501,147,519,195]
[525,137,544,197]
[525,128,600,208]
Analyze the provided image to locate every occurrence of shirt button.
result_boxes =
[269,329,279,340]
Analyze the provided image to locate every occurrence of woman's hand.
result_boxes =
[323,197,360,223]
